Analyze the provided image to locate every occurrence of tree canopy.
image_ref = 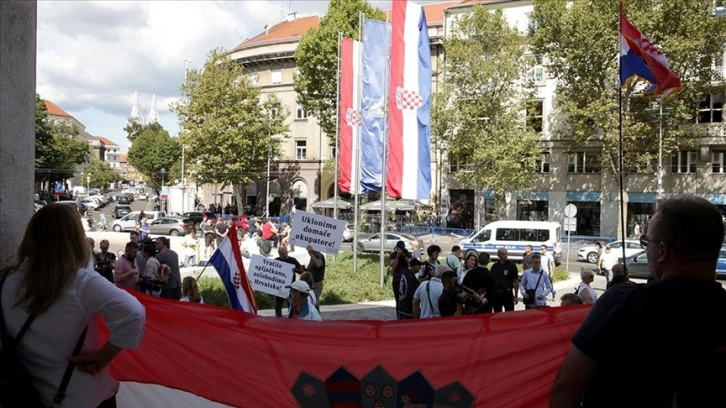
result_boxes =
[294,0,385,141]
[125,121,165,143]
[171,48,289,204]
[35,95,89,188]
[127,124,181,187]
[530,0,726,175]
[84,157,120,189]
[434,6,540,216]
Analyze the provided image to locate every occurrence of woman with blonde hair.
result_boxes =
[0,204,145,407]
[181,276,204,303]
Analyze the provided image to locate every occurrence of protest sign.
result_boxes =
[248,254,296,298]
[289,210,345,255]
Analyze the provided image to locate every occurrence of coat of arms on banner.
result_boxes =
[395,87,424,110]
[345,108,362,127]
[292,365,474,408]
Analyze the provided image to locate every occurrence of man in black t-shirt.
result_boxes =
[398,259,422,319]
[551,196,726,407]
[274,246,303,318]
[490,248,519,312]
[461,252,494,314]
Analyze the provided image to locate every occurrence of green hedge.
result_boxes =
[198,253,573,309]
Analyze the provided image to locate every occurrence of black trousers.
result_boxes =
[492,290,515,312]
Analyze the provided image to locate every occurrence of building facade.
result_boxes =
[221,0,723,236]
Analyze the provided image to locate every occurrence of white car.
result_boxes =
[577,239,643,264]
[342,224,354,242]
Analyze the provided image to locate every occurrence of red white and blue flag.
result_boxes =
[208,225,257,313]
[619,3,681,97]
[386,0,432,200]
[338,37,362,195]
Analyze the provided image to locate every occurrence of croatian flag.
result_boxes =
[360,19,389,193]
[620,4,681,97]
[338,37,362,195]
[209,225,257,313]
[387,0,432,200]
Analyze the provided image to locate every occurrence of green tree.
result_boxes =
[125,121,165,143]
[294,0,385,141]
[84,157,120,189]
[127,124,181,187]
[171,48,289,206]
[435,6,540,217]
[35,95,89,189]
[530,0,726,175]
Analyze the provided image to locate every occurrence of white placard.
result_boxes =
[288,210,346,255]
[564,217,577,232]
[248,255,295,298]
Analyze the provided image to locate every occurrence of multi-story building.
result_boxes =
[221,0,723,236]
[97,136,121,169]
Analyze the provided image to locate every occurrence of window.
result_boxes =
[249,73,258,86]
[331,147,337,158]
[698,94,723,123]
[473,230,491,242]
[271,69,282,85]
[536,152,550,173]
[296,104,307,120]
[526,13,540,35]
[671,151,698,174]
[496,228,519,241]
[526,100,544,133]
[713,151,726,173]
[295,140,307,160]
[527,56,545,85]
[568,151,600,173]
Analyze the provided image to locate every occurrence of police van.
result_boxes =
[459,220,562,261]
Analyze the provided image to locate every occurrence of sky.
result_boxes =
[37,0,441,153]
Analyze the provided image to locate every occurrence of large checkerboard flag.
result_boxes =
[386,0,432,200]
[209,225,257,313]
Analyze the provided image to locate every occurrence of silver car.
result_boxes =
[578,239,642,264]
[356,232,424,253]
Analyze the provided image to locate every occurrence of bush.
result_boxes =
[552,266,570,283]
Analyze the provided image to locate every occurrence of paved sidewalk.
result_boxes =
[257,273,582,321]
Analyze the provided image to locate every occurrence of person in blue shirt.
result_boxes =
[519,254,553,309]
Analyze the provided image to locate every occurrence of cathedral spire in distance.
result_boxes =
[147,93,160,124]
[128,91,143,125]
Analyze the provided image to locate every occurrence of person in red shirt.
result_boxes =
[261,218,279,248]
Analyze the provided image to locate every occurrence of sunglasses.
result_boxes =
[639,236,661,248]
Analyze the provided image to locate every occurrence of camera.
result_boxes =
[457,284,484,304]
[138,276,166,292]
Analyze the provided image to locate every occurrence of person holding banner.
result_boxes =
[274,246,303,318]
[306,245,326,307]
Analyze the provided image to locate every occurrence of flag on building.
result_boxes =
[620,4,681,97]
[360,19,390,193]
[338,37,362,195]
[208,226,257,313]
[387,0,433,200]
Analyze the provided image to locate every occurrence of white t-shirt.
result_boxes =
[1,263,145,407]
[180,295,205,304]
[183,235,197,256]
[577,282,599,303]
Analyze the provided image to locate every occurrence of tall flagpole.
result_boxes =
[378,14,391,288]
[353,13,364,273]
[618,2,627,266]
[657,95,665,200]
[334,32,342,221]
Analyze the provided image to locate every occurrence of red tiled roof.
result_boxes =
[233,15,320,51]
[44,100,73,118]
[96,136,118,146]
[119,154,128,164]
[234,2,462,52]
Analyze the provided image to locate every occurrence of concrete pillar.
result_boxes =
[0,1,36,268]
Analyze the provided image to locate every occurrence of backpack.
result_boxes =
[0,276,87,408]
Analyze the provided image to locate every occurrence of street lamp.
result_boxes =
[265,109,275,217]
[161,168,166,212]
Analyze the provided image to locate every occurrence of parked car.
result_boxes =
[578,239,642,264]
[343,224,355,242]
[117,194,133,204]
[137,192,149,200]
[113,204,132,218]
[183,211,217,227]
[149,216,195,236]
[620,246,726,280]
[111,211,166,232]
[356,232,424,253]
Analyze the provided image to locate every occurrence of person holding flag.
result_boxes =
[208,221,257,314]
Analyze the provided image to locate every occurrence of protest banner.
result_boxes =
[289,210,346,255]
[248,254,295,298]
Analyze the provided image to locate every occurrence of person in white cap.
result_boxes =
[286,280,321,321]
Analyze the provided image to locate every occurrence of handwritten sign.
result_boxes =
[289,210,345,255]
[249,255,295,298]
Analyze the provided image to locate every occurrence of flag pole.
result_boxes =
[657,94,665,201]
[334,31,342,222]
[618,1,628,266]
[378,13,391,288]
[353,13,364,273]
